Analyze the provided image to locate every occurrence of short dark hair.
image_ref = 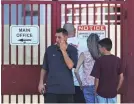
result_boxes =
[98,38,112,51]
[56,28,68,36]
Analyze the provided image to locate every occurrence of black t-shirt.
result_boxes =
[91,55,123,98]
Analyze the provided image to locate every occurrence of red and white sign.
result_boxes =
[77,25,106,40]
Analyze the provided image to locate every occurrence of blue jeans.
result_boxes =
[83,85,95,103]
[96,94,117,103]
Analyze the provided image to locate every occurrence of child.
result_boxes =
[91,38,124,103]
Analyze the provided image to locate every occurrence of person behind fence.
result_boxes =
[38,28,78,103]
[91,38,124,103]
[63,23,86,103]
[74,33,100,103]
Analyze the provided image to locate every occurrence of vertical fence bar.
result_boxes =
[59,3,61,27]
[9,95,11,103]
[121,3,124,59]
[38,94,40,103]
[57,2,61,28]
[16,4,18,65]
[72,4,74,25]
[2,4,4,65]
[45,4,48,49]
[1,95,3,103]
[23,3,26,65]
[65,4,67,23]
[38,4,40,65]
[23,95,25,103]
[95,5,97,24]
[86,4,88,25]
[108,3,110,38]
[16,95,18,103]
[101,3,103,24]
[30,95,33,103]
[120,4,125,102]
[94,4,96,24]
[115,3,117,56]
[31,4,33,65]
[51,3,57,44]
[79,4,81,24]
[9,4,11,65]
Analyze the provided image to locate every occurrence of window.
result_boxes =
[75,9,79,14]
[22,4,38,16]
[75,16,79,21]
[68,16,72,21]
[104,6,121,24]
[67,9,72,14]
[82,8,86,13]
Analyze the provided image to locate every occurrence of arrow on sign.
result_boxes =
[18,39,31,42]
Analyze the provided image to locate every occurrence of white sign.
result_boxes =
[10,25,39,45]
[77,25,106,40]
[77,25,106,52]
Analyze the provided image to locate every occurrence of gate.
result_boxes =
[1,1,127,103]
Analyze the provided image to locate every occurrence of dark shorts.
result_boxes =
[45,93,74,103]
[73,86,86,103]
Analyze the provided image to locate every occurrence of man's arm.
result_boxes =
[117,73,124,91]
[38,51,48,94]
[39,69,47,85]
[74,53,84,88]
[38,69,47,93]
[60,40,78,69]
[62,50,76,69]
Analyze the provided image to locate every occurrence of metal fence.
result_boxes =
[1,0,125,103]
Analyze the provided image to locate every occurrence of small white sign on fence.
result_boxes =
[10,25,39,45]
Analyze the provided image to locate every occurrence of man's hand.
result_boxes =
[38,83,45,94]
[60,40,67,52]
